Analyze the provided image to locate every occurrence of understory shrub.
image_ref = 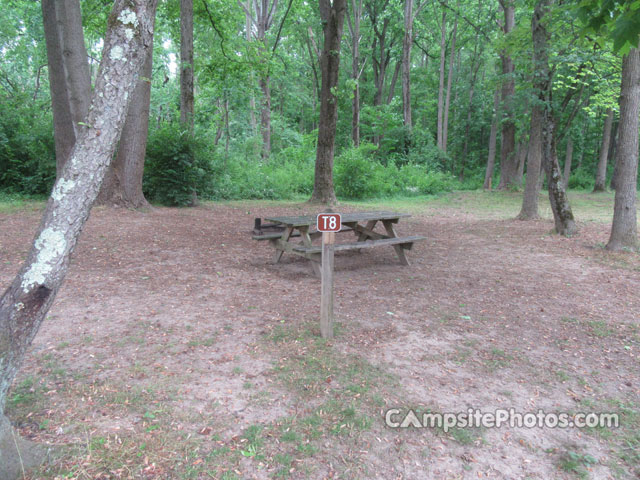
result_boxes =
[567,167,595,190]
[143,124,216,206]
[0,97,56,195]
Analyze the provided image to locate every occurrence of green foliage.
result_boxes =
[0,97,56,195]
[568,166,595,190]
[334,143,456,200]
[143,124,216,206]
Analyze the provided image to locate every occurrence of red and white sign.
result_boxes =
[317,213,341,232]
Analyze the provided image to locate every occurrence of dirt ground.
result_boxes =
[1,192,639,479]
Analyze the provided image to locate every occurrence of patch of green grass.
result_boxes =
[586,320,614,338]
[558,450,598,478]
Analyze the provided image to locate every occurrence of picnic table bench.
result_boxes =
[252,211,425,277]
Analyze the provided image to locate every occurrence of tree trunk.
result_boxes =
[518,103,543,220]
[180,0,194,128]
[97,28,155,208]
[402,0,413,129]
[497,1,517,189]
[563,136,573,189]
[386,60,401,104]
[593,107,613,192]
[42,0,91,178]
[607,47,640,251]
[311,0,346,204]
[348,0,362,146]
[483,87,500,189]
[0,2,157,476]
[260,75,272,159]
[437,8,446,149]
[246,5,258,136]
[516,138,527,181]
[442,13,457,153]
[533,0,576,236]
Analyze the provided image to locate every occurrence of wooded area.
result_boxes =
[0,0,640,477]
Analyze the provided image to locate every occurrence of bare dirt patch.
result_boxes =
[1,196,639,479]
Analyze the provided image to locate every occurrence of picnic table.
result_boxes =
[253,211,426,277]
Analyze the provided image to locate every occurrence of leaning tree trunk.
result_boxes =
[533,0,576,236]
[97,29,155,208]
[311,0,346,204]
[593,107,614,192]
[0,3,157,478]
[483,87,500,189]
[42,0,91,177]
[497,0,517,190]
[607,47,640,251]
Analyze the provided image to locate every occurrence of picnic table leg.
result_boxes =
[356,220,378,241]
[299,226,322,278]
[273,227,294,264]
[382,220,410,266]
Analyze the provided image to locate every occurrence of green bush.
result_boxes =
[0,97,56,195]
[567,167,594,190]
[143,124,216,206]
[334,143,390,199]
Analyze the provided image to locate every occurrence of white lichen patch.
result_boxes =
[21,227,67,292]
[125,28,134,40]
[118,9,139,27]
[110,45,124,61]
[51,178,76,202]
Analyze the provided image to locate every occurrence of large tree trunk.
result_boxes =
[483,87,500,189]
[593,107,614,192]
[436,9,446,149]
[0,2,157,477]
[180,0,194,128]
[497,1,517,190]
[518,102,543,219]
[442,12,458,153]
[42,0,91,178]
[311,0,346,204]
[607,47,640,251]
[97,31,155,208]
[563,136,573,189]
[533,0,576,236]
[402,0,413,129]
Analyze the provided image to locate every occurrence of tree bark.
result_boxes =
[402,0,413,129]
[260,75,272,158]
[516,138,527,181]
[97,29,155,208]
[42,0,92,178]
[607,47,639,251]
[533,0,576,236]
[311,0,346,204]
[437,8,446,149]
[347,0,363,146]
[518,104,543,220]
[180,0,194,128]
[497,0,517,190]
[386,60,401,104]
[0,1,157,475]
[483,87,500,189]
[442,11,457,153]
[593,107,613,192]
[563,136,573,190]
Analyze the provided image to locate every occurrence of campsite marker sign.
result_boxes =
[317,213,341,338]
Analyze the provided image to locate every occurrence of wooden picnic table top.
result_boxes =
[264,211,411,228]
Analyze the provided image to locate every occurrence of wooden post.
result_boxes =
[320,231,335,338]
